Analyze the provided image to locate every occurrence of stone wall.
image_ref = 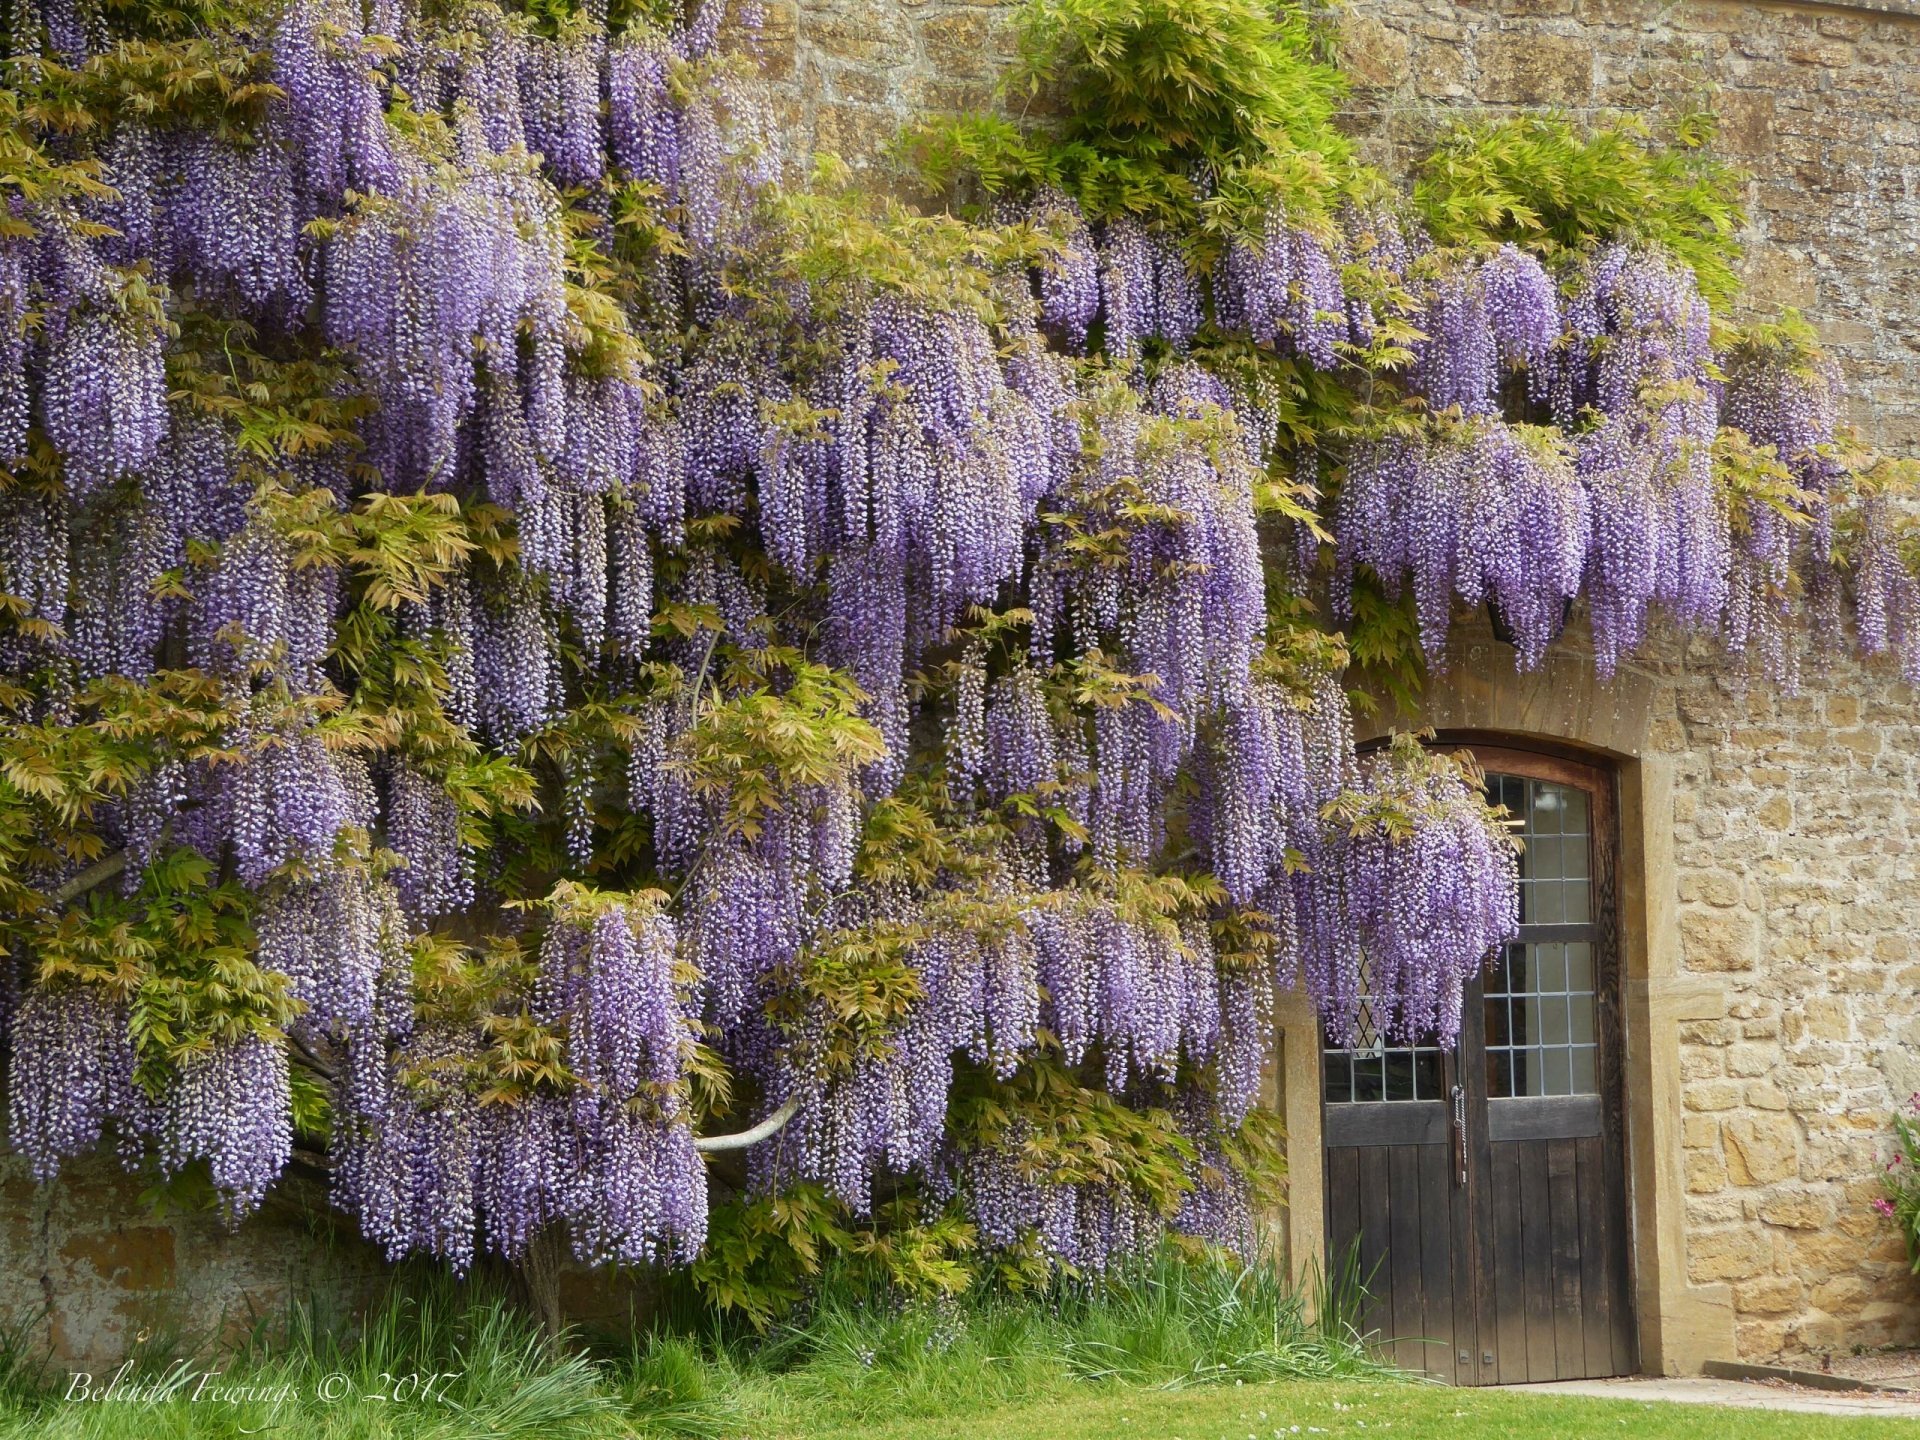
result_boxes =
[0,1151,388,1369]
[747,0,1920,1362]
[1659,648,1920,1358]
[1354,613,1920,1367]
[755,0,1920,452]
[1331,0,1920,453]
[1333,0,1920,1363]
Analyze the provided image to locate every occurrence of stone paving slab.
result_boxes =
[1515,1377,1920,1418]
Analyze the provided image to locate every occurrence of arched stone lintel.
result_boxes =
[1354,617,1657,762]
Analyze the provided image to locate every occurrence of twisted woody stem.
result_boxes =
[46,850,803,1151]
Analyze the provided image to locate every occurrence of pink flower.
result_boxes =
[1873,1196,1899,1218]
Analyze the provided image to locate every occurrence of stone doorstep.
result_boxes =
[1515,1377,1920,1419]
[1705,1358,1920,1394]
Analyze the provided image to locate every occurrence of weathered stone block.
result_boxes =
[1476,33,1594,105]
[58,1229,176,1292]
[921,13,996,76]
[1722,1114,1800,1186]
[1681,908,1760,972]
[1338,16,1411,87]
[1688,1227,1772,1283]
[1756,1192,1834,1231]
[1733,1275,1804,1315]
[1687,1150,1729,1194]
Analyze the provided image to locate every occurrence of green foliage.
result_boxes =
[1334,577,1426,717]
[903,0,1357,232]
[0,87,118,225]
[0,1249,1400,1438]
[1323,731,1512,847]
[1412,112,1746,308]
[768,156,1050,320]
[24,843,294,1095]
[672,642,886,842]
[0,669,246,926]
[691,1186,979,1330]
[1878,1094,1920,1274]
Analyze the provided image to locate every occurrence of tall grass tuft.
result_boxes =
[1056,1247,1382,1387]
[0,1244,1389,1439]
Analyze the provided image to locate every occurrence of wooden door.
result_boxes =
[1322,747,1636,1384]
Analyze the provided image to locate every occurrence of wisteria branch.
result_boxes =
[691,1093,802,1153]
[49,850,129,905]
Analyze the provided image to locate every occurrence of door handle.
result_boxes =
[1452,1084,1467,1187]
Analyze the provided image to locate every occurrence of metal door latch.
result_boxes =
[1452,1083,1467,1186]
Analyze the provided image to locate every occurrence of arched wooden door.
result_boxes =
[1321,744,1636,1384]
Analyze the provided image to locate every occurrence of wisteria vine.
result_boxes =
[1,0,1914,1300]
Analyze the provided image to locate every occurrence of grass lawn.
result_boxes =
[8,1373,1915,1440]
[5,1262,1912,1439]
[820,1380,1916,1440]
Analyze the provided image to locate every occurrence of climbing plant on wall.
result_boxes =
[1,0,1915,1318]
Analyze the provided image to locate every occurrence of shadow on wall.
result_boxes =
[0,1149,672,1370]
[0,1150,385,1370]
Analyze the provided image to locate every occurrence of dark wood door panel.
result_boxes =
[1326,1101,1447,1147]
[1488,1095,1601,1141]
[1325,1140,1462,1381]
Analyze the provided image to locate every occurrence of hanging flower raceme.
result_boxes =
[1722,328,1846,565]
[1216,210,1347,369]
[257,865,405,1031]
[533,889,707,1265]
[1844,461,1920,685]
[1022,372,1267,867]
[1556,246,1730,668]
[161,1034,294,1218]
[322,148,569,488]
[384,765,472,922]
[39,298,169,503]
[1408,239,1573,413]
[190,507,339,690]
[1100,217,1198,359]
[1337,417,1590,669]
[1477,243,1560,391]
[521,25,608,190]
[609,27,680,197]
[273,0,399,207]
[1311,738,1520,1048]
[6,988,153,1182]
[1024,186,1100,350]
[333,1024,484,1269]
